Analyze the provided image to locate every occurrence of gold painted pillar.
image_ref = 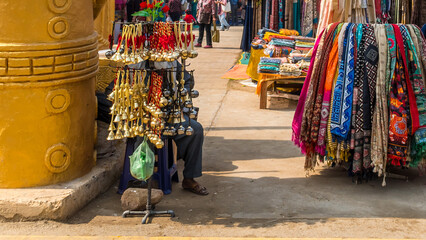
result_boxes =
[0,0,98,188]
[94,0,115,50]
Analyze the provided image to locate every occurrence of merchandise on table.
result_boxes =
[250,28,314,77]
[258,57,282,74]
[292,23,426,184]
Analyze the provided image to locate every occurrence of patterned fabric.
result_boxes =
[371,24,389,176]
[400,25,426,167]
[302,0,314,37]
[330,23,355,139]
[278,0,284,29]
[352,24,367,172]
[317,24,343,156]
[265,0,271,29]
[387,25,410,166]
[361,24,378,169]
[292,30,325,153]
[310,23,341,155]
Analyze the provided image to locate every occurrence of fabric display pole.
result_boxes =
[291,23,426,186]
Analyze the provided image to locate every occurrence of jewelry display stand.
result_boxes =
[122,177,175,224]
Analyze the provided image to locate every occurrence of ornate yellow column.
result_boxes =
[94,0,116,50]
[0,0,98,188]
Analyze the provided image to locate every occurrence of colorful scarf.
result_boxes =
[361,24,378,170]
[317,24,344,156]
[292,29,325,153]
[310,23,340,154]
[330,23,355,140]
[352,24,366,173]
[400,25,426,167]
[387,24,411,166]
[371,24,389,176]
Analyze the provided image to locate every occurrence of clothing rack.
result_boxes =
[122,177,175,224]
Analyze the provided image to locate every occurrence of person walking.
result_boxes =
[168,0,183,21]
[195,0,216,48]
[216,0,230,31]
[230,0,238,25]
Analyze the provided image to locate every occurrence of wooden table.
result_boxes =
[257,73,306,109]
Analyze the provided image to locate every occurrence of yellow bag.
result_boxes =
[212,21,220,43]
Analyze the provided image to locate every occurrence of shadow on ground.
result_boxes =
[67,135,426,228]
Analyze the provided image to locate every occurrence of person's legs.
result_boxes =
[197,23,205,45]
[205,21,212,46]
[218,14,225,30]
[219,13,230,30]
[173,119,208,195]
[231,4,238,25]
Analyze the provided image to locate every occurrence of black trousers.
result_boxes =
[198,22,212,46]
[172,119,204,179]
[231,3,238,25]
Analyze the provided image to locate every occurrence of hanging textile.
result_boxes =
[292,23,426,181]
[241,0,254,51]
[265,0,272,29]
[278,0,284,29]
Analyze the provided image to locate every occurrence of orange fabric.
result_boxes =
[221,64,250,80]
[324,31,341,92]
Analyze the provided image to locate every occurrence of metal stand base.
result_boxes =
[122,209,175,224]
[122,177,175,224]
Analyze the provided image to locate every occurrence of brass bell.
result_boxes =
[138,125,144,134]
[111,52,123,61]
[121,112,128,120]
[114,115,121,122]
[170,126,177,136]
[143,116,150,124]
[155,140,164,149]
[136,54,143,63]
[173,110,181,118]
[172,51,181,60]
[151,135,160,142]
[185,126,194,136]
[108,123,116,131]
[124,54,132,64]
[180,88,188,96]
[168,98,174,106]
[156,53,165,62]
[190,90,199,98]
[150,119,157,129]
[163,89,171,97]
[108,91,115,101]
[107,131,115,140]
[155,110,164,118]
[184,100,193,108]
[115,129,123,139]
[159,97,168,107]
[190,109,197,119]
[177,125,185,135]
[189,50,198,58]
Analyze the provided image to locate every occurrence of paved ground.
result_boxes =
[1,26,426,239]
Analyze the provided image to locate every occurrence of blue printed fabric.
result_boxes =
[330,23,355,139]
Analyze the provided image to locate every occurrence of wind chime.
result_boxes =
[107,21,199,148]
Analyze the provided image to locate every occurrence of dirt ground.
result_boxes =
[0,27,425,239]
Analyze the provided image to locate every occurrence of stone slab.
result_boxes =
[0,121,125,221]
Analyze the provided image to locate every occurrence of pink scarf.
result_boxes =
[292,29,325,154]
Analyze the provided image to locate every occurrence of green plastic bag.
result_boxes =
[129,137,155,181]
